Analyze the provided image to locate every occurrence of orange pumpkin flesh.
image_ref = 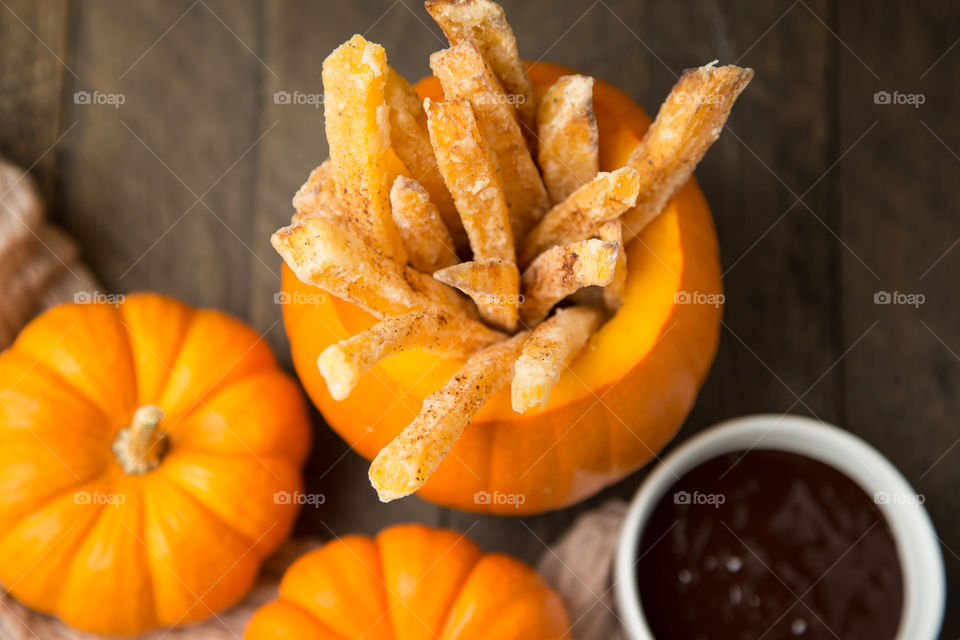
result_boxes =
[281,61,722,514]
[0,293,312,635]
[245,523,569,640]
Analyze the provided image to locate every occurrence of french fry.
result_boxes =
[512,306,604,413]
[596,219,626,311]
[622,62,753,241]
[318,309,504,400]
[519,166,639,267]
[520,239,619,325]
[390,176,459,273]
[292,160,342,225]
[369,330,530,501]
[537,75,599,204]
[430,43,548,238]
[425,98,515,263]
[322,34,405,260]
[384,67,467,249]
[425,0,536,134]
[271,216,475,319]
[434,258,520,332]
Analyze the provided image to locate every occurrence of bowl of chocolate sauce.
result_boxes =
[615,414,944,640]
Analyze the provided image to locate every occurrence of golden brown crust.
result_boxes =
[434,258,520,332]
[595,219,626,312]
[384,66,468,249]
[369,330,530,501]
[520,238,619,325]
[390,176,459,273]
[271,216,475,319]
[425,0,536,133]
[292,160,344,225]
[537,74,599,205]
[318,308,504,400]
[321,35,406,260]
[519,166,639,267]
[431,43,548,239]
[425,98,516,263]
[512,305,604,413]
[622,62,753,240]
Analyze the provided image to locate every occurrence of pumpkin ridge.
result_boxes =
[161,355,281,428]
[378,524,484,639]
[275,598,352,639]
[155,470,264,550]
[154,310,279,424]
[430,545,487,640]
[119,294,196,411]
[371,533,399,640]
[0,467,115,537]
[126,483,158,630]
[8,302,139,422]
[3,343,118,433]
[163,369,311,464]
[49,494,112,616]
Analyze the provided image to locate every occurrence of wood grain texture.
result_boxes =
[0,0,70,200]
[835,3,960,636]
[58,0,263,318]
[1,0,958,633]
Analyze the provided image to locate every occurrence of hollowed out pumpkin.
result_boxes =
[0,293,311,635]
[245,523,569,640]
[281,61,722,515]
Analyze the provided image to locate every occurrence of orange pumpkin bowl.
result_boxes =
[281,61,722,515]
[245,523,569,639]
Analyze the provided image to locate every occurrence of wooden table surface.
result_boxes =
[2,0,958,636]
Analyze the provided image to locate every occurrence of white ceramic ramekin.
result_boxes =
[614,414,945,640]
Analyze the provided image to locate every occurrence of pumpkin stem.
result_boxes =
[112,405,168,474]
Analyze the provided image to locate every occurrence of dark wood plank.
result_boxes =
[253,0,444,537]
[681,0,843,429]
[57,0,263,319]
[0,0,70,201]
[836,1,960,634]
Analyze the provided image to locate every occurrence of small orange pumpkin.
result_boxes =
[0,293,312,635]
[245,523,569,639]
[281,61,722,514]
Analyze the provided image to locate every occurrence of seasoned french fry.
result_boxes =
[390,176,459,273]
[596,219,626,311]
[519,166,639,267]
[430,43,548,238]
[434,258,520,332]
[425,98,515,263]
[318,309,504,400]
[538,75,599,204]
[369,330,530,501]
[520,239,619,325]
[322,35,405,260]
[622,62,753,240]
[292,160,342,225]
[271,216,475,319]
[425,0,536,133]
[512,306,604,413]
[384,67,467,249]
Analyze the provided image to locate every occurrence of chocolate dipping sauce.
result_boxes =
[637,450,903,639]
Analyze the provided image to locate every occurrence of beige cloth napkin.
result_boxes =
[0,157,99,349]
[537,499,629,640]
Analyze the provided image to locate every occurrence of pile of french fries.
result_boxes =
[272,0,753,502]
